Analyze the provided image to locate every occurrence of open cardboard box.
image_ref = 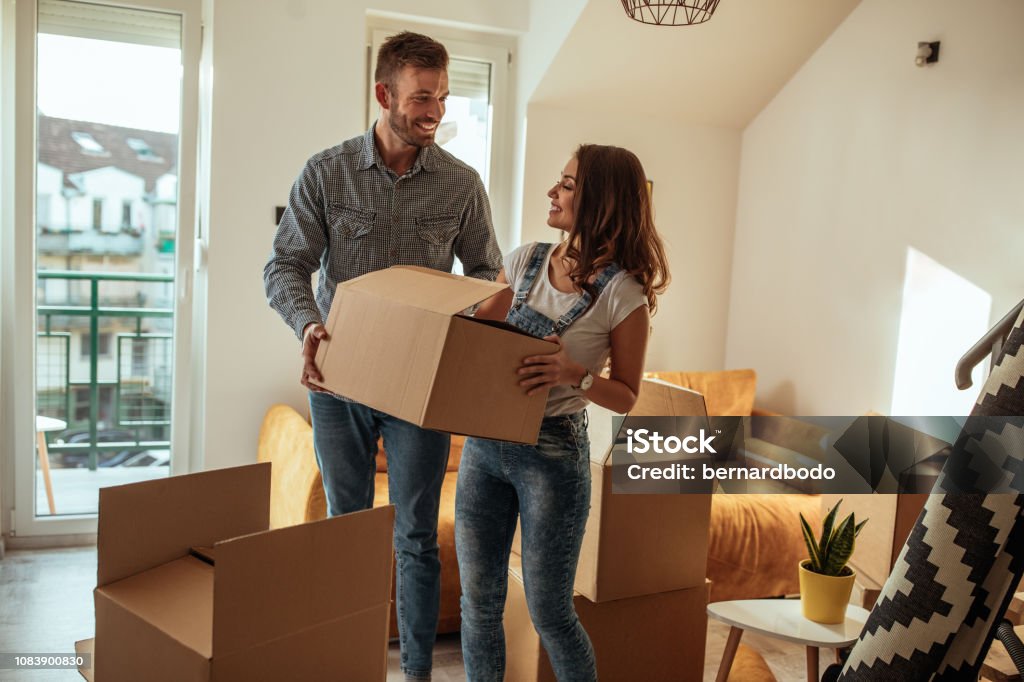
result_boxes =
[314,266,558,444]
[513,378,713,602]
[76,463,395,681]
[503,554,710,682]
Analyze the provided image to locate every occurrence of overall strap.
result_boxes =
[552,262,623,335]
[512,242,553,307]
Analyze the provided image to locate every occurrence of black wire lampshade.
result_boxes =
[621,0,722,26]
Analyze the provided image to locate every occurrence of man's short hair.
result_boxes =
[375,31,449,92]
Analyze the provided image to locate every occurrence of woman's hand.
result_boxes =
[518,335,585,396]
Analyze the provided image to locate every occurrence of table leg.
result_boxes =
[36,431,56,515]
[716,626,744,682]
[806,646,819,682]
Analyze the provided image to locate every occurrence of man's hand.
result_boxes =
[301,323,331,392]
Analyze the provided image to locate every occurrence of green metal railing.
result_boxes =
[37,270,174,470]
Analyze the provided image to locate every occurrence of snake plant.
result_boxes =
[800,499,868,577]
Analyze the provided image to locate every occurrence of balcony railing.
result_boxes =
[37,270,174,470]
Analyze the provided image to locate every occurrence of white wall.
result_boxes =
[726,0,1024,414]
[507,0,588,249]
[203,0,529,470]
[520,103,741,372]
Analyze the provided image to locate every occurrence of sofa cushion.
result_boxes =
[257,404,326,529]
[708,493,822,602]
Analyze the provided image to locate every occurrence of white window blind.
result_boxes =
[38,0,180,49]
[449,58,491,102]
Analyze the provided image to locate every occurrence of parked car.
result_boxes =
[52,429,146,468]
[120,450,170,467]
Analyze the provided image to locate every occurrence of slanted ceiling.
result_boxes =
[530,0,861,129]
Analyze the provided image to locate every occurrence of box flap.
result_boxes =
[632,378,708,418]
[97,556,214,659]
[212,505,395,657]
[338,266,506,315]
[94,600,210,682]
[75,638,93,681]
[97,463,270,587]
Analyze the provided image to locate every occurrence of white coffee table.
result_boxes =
[707,598,870,682]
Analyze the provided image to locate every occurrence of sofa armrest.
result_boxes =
[257,404,327,527]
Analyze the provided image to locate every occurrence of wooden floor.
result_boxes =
[0,547,812,681]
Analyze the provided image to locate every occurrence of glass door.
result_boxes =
[8,0,201,535]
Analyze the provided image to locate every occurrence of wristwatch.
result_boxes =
[574,369,594,392]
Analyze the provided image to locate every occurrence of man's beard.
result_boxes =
[388,109,436,148]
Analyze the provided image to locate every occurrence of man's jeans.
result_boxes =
[309,392,449,679]
[455,412,596,682]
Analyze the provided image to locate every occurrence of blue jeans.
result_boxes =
[455,412,596,682]
[309,392,450,679]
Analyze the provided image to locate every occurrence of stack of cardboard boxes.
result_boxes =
[504,379,714,681]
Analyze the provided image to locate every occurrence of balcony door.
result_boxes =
[5,0,201,536]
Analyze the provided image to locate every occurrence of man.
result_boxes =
[264,32,501,682]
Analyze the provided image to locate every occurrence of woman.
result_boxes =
[455,144,670,681]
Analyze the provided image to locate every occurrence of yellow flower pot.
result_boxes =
[799,560,856,624]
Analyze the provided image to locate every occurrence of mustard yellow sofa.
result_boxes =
[256,370,822,637]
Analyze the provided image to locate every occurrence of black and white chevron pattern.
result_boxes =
[837,308,1024,681]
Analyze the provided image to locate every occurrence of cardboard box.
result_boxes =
[314,266,558,444]
[514,378,713,602]
[80,463,395,682]
[503,556,710,682]
[822,492,929,588]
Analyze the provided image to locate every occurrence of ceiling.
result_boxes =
[530,0,862,129]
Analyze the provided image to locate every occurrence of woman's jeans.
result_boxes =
[456,411,596,682]
[309,391,449,680]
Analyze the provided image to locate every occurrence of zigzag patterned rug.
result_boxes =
[837,309,1024,680]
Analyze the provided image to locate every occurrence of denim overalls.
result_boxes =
[505,242,622,339]
[456,243,621,682]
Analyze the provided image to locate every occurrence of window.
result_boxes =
[121,200,132,228]
[126,136,161,162]
[71,131,107,155]
[80,331,112,359]
[9,0,202,533]
[441,58,493,186]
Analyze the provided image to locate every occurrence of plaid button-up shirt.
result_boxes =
[265,125,502,339]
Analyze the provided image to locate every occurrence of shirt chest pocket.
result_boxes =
[415,213,460,246]
[329,203,376,239]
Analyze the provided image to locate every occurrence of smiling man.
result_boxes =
[263,31,501,682]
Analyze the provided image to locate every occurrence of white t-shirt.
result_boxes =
[504,242,648,416]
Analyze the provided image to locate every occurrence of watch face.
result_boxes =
[580,372,594,391]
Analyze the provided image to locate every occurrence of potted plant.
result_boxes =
[799,500,868,624]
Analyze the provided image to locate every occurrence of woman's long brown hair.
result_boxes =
[563,144,670,315]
